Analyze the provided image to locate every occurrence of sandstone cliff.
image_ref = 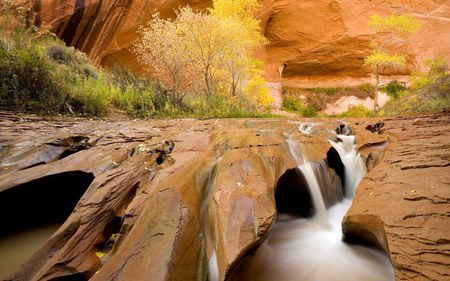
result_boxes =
[21,0,450,86]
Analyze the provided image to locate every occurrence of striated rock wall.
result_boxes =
[11,0,450,86]
[8,0,450,87]
[257,0,450,86]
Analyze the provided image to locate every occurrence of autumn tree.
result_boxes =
[134,13,192,106]
[364,13,420,112]
[134,0,272,109]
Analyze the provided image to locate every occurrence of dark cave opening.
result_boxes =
[275,167,313,217]
[275,146,346,217]
[0,171,94,237]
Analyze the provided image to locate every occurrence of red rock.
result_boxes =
[10,0,449,86]
[1,112,448,280]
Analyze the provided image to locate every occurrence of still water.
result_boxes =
[0,224,60,279]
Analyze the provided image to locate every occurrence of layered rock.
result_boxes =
[14,0,449,85]
[0,112,449,280]
[343,114,450,280]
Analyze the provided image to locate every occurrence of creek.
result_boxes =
[229,123,394,281]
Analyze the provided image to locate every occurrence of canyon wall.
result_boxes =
[14,0,450,86]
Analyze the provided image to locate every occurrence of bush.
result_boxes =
[338,105,375,118]
[383,80,405,98]
[0,42,67,113]
[425,57,448,76]
[381,74,450,116]
[46,44,73,64]
[281,96,303,112]
[281,96,318,117]
[302,106,318,117]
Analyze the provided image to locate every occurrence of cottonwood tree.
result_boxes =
[134,13,193,106]
[134,0,272,109]
[364,13,420,112]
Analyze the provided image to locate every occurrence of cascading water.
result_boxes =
[329,133,367,197]
[232,123,394,281]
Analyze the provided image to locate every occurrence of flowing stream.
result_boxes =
[231,124,394,281]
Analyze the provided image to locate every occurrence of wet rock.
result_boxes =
[0,112,448,281]
[326,146,346,187]
[365,121,384,133]
[343,114,450,280]
[335,124,353,135]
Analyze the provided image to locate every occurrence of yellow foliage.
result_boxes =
[134,1,271,110]
[210,0,259,19]
[243,59,273,109]
[369,13,420,34]
[364,49,406,68]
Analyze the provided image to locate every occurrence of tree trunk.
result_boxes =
[374,64,380,112]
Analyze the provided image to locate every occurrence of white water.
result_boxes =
[329,134,367,197]
[208,250,219,281]
[236,199,394,281]
[298,164,329,228]
[233,124,394,281]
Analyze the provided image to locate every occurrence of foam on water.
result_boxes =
[232,122,394,280]
[235,199,394,281]
[329,134,367,197]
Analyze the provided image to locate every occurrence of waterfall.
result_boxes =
[200,158,222,281]
[286,139,329,226]
[329,132,367,197]
[230,123,394,281]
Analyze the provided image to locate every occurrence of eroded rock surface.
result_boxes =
[343,114,450,281]
[0,111,449,280]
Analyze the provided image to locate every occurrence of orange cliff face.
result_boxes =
[24,0,450,85]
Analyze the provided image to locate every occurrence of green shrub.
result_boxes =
[46,44,73,64]
[359,83,372,93]
[0,43,67,113]
[302,106,318,117]
[281,96,318,117]
[324,88,338,95]
[281,96,303,112]
[338,105,374,118]
[383,80,405,98]
[425,57,448,76]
